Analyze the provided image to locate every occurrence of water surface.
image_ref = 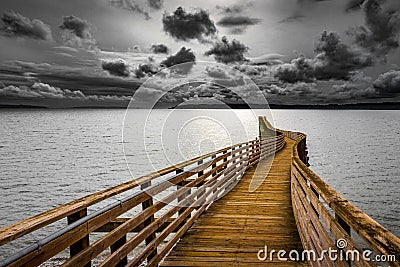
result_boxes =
[0,109,399,258]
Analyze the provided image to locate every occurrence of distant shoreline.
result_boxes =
[1,102,400,110]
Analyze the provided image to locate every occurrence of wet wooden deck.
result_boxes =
[161,138,308,266]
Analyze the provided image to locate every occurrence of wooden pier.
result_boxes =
[161,137,306,266]
[0,117,399,267]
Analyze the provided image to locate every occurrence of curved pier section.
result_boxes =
[0,117,399,267]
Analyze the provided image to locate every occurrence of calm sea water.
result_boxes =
[0,109,399,258]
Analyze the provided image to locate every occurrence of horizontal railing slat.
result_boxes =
[5,116,398,267]
[268,116,400,266]
[0,132,284,267]
[0,138,269,246]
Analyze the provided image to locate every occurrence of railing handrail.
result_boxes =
[0,132,284,266]
[291,136,400,261]
[0,135,280,247]
[4,117,398,266]
[258,116,400,265]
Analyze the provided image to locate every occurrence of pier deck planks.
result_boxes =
[161,138,308,266]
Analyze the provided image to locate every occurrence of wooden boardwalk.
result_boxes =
[161,138,308,266]
[1,117,399,267]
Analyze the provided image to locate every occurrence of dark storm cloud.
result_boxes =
[217,16,261,27]
[59,15,96,48]
[216,2,254,14]
[205,65,230,79]
[134,62,160,78]
[373,70,400,93]
[330,72,377,99]
[278,15,306,24]
[204,36,249,64]
[216,15,261,34]
[345,0,365,11]
[266,74,379,104]
[274,55,315,83]
[332,82,377,99]
[0,82,131,108]
[101,59,130,77]
[160,47,196,67]
[0,11,52,41]
[0,82,85,99]
[313,31,373,79]
[162,7,217,43]
[268,82,319,98]
[347,0,400,56]
[148,0,163,10]
[60,15,91,39]
[204,65,246,87]
[150,44,169,54]
[274,31,373,82]
[0,60,142,100]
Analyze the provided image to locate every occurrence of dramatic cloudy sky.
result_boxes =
[0,0,400,107]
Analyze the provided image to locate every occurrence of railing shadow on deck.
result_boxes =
[260,116,400,267]
[0,126,285,267]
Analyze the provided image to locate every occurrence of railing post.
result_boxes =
[336,213,351,265]
[298,138,309,166]
[231,147,236,164]
[252,140,257,162]
[336,214,351,236]
[211,155,217,177]
[110,235,127,267]
[196,160,207,204]
[177,168,190,214]
[238,144,243,161]
[223,149,228,171]
[67,208,90,267]
[141,181,157,262]
[198,159,204,177]
[176,168,191,230]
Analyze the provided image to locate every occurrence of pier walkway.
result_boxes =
[161,138,306,266]
[0,117,399,267]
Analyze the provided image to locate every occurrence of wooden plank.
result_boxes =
[0,139,259,246]
[67,208,90,267]
[161,138,307,267]
[62,170,214,267]
[292,183,336,267]
[141,180,157,263]
[110,235,127,267]
[292,151,400,264]
[9,223,88,267]
[129,168,238,267]
[292,167,373,267]
[101,161,241,267]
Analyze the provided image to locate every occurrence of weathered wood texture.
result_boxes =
[0,131,284,267]
[161,138,308,266]
[258,116,400,267]
[1,117,399,267]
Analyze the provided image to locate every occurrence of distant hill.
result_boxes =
[171,102,400,110]
[0,104,48,109]
[1,102,400,110]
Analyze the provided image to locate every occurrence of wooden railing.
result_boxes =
[0,133,284,267]
[260,116,400,267]
[2,117,398,267]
